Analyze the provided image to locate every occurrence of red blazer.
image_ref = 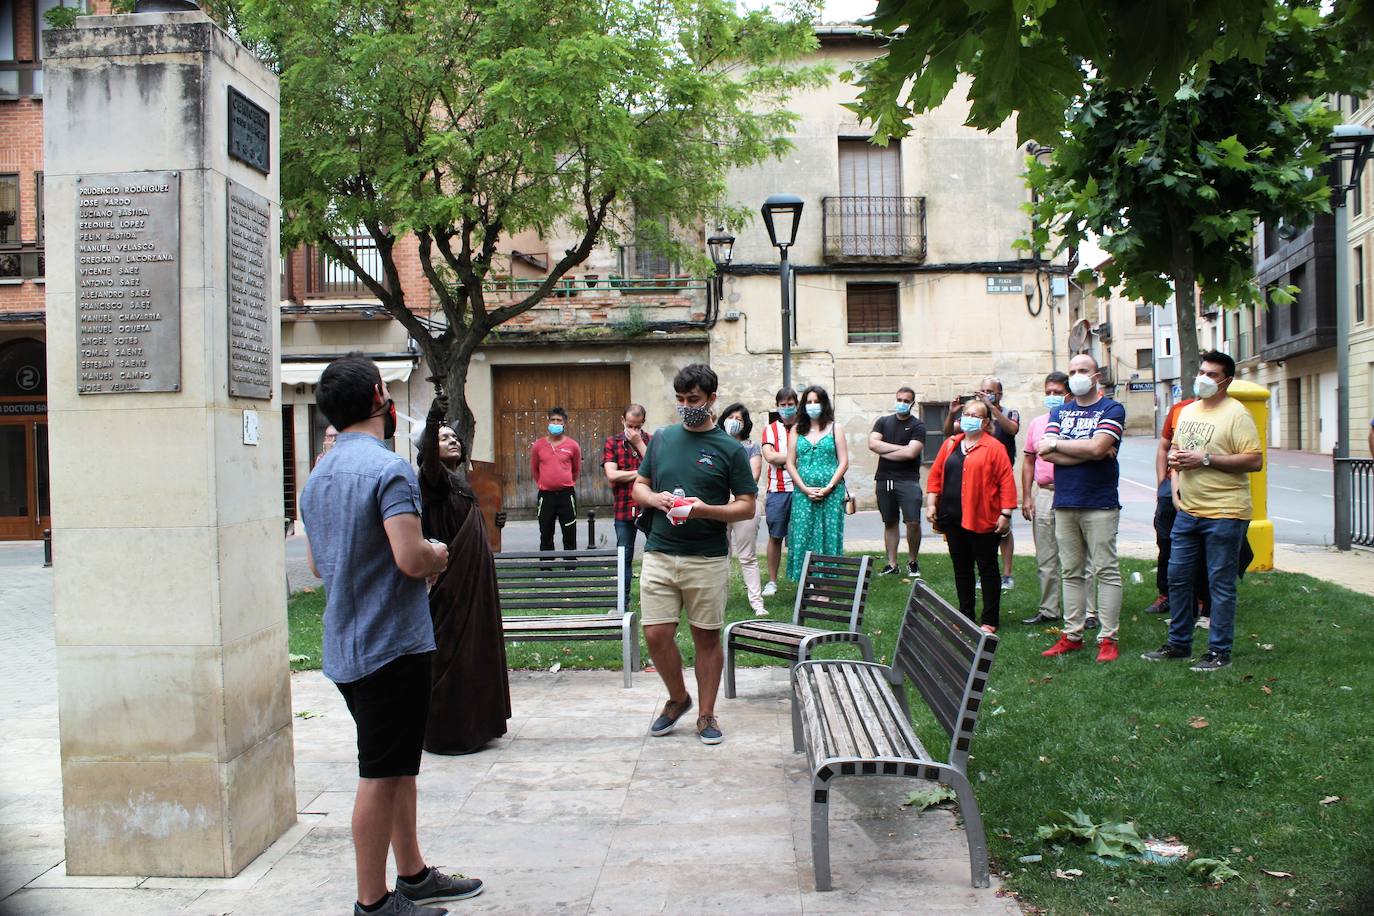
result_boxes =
[927,433,1018,534]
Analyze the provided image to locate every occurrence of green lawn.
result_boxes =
[286,554,1374,914]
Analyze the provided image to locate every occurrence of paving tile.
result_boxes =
[480,758,638,792]
[589,862,801,914]
[797,857,1020,913]
[422,823,617,870]
[494,736,646,762]
[514,714,653,740]
[606,818,797,867]
[458,787,628,825]
[0,863,50,902]
[0,824,66,867]
[0,888,202,914]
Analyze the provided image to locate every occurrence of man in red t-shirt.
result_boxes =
[530,406,582,551]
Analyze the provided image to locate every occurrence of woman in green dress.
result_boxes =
[784,385,849,581]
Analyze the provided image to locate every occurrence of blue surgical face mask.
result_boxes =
[1043,394,1066,410]
[894,401,912,415]
[805,404,823,419]
[547,423,564,436]
[778,405,797,420]
[959,416,984,435]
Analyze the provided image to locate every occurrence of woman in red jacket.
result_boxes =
[925,398,1017,632]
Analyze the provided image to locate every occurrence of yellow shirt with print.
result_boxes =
[1175,397,1262,519]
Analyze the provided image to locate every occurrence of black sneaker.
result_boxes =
[907,560,922,578]
[1141,643,1191,662]
[1084,615,1100,631]
[396,867,484,905]
[649,695,692,736]
[878,564,899,576]
[1021,612,1058,626]
[354,891,449,916]
[1143,595,1169,614]
[1190,652,1231,672]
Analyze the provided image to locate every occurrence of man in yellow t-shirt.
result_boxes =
[1141,351,1262,672]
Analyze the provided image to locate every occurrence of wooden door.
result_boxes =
[0,416,47,540]
[494,365,632,512]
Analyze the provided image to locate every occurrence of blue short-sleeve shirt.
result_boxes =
[300,432,435,684]
[1046,396,1126,510]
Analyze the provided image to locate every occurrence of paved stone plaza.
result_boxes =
[0,560,1017,915]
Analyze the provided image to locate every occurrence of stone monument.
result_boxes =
[42,9,294,876]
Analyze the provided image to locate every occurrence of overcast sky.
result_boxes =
[820,0,877,20]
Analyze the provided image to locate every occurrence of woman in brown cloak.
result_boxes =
[418,396,511,754]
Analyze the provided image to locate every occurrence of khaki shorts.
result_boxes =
[639,551,730,630]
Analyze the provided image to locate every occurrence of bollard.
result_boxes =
[42,529,52,568]
[1227,381,1273,572]
[587,508,596,548]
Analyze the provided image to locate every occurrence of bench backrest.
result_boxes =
[493,548,625,617]
[890,580,998,770]
[791,552,873,632]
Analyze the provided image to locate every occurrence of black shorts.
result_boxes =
[336,651,433,779]
[875,478,923,525]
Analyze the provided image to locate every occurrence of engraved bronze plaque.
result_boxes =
[75,171,181,395]
[227,180,273,400]
[228,86,271,175]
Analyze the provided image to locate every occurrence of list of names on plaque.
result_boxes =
[75,171,181,394]
[227,180,273,400]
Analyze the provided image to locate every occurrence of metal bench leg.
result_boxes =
[947,771,991,888]
[722,623,738,699]
[854,632,875,663]
[811,779,833,891]
[790,684,804,753]
[621,615,635,689]
[630,612,642,673]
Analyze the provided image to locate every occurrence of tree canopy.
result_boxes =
[849,0,1373,145]
[230,0,826,451]
[1018,4,1368,379]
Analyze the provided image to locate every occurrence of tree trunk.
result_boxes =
[442,341,478,486]
[1166,202,1201,389]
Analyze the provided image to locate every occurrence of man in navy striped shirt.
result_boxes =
[1036,353,1127,663]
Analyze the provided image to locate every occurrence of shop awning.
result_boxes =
[280,357,417,387]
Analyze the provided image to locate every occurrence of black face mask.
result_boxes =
[372,398,397,439]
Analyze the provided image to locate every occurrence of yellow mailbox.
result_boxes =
[1226,380,1272,571]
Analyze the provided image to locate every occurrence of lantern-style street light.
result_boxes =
[761,194,804,391]
[706,226,735,325]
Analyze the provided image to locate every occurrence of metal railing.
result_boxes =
[302,235,388,298]
[0,242,44,280]
[1335,457,1374,549]
[822,196,927,263]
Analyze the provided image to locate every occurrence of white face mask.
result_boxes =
[724,418,743,437]
[1193,375,1220,399]
[1068,373,1095,397]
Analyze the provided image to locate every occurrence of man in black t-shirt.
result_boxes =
[869,386,927,577]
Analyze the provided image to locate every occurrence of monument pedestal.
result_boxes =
[43,11,294,877]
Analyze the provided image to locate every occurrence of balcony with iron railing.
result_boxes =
[822,196,927,264]
[0,242,44,281]
[300,235,388,298]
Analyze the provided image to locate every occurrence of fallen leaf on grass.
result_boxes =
[1320,796,1341,805]
[548,662,561,673]
[288,653,310,663]
[1187,857,1241,885]
[1053,868,1084,881]
[1038,755,1051,763]
[300,586,315,594]
[1259,644,1275,651]
[1263,870,1295,879]
[1262,686,1273,695]
[1190,716,1210,729]
[294,709,322,719]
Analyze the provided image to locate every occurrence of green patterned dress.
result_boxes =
[786,430,845,581]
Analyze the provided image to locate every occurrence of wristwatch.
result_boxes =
[1201,453,1211,467]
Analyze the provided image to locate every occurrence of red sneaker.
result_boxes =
[1042,636,1084,657]
[1096,639,1119,663]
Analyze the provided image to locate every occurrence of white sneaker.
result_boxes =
[753,607,769,617]
[762,581,778,597]
[1195,616,1211,630]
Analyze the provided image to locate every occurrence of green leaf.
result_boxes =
[902,784,957,812]
[1187,857,1242,884]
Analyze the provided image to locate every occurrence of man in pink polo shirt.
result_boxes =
[1021,371,1094,627]
[530,406,582,551]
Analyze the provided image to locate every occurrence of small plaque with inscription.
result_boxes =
[227,180,273,400]
[75,171,181,395]
[228,86,271,175]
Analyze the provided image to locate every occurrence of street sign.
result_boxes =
[986,276,1023,294]
[1127,381,1154,392]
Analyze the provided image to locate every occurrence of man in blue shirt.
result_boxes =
[302,356,482,915]
[1036,353,1126,663]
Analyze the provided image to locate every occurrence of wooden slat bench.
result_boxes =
[494,548,640,688]
[722,552,873,699]
[792,579,999,890]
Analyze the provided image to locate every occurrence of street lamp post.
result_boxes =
[707,226,735,323]
[1326,124,1374,551]
[761,194,804,392]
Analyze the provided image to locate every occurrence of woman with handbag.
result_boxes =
[720,403,768,615]
[784,385,849,581]
[925,397,1017,633]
